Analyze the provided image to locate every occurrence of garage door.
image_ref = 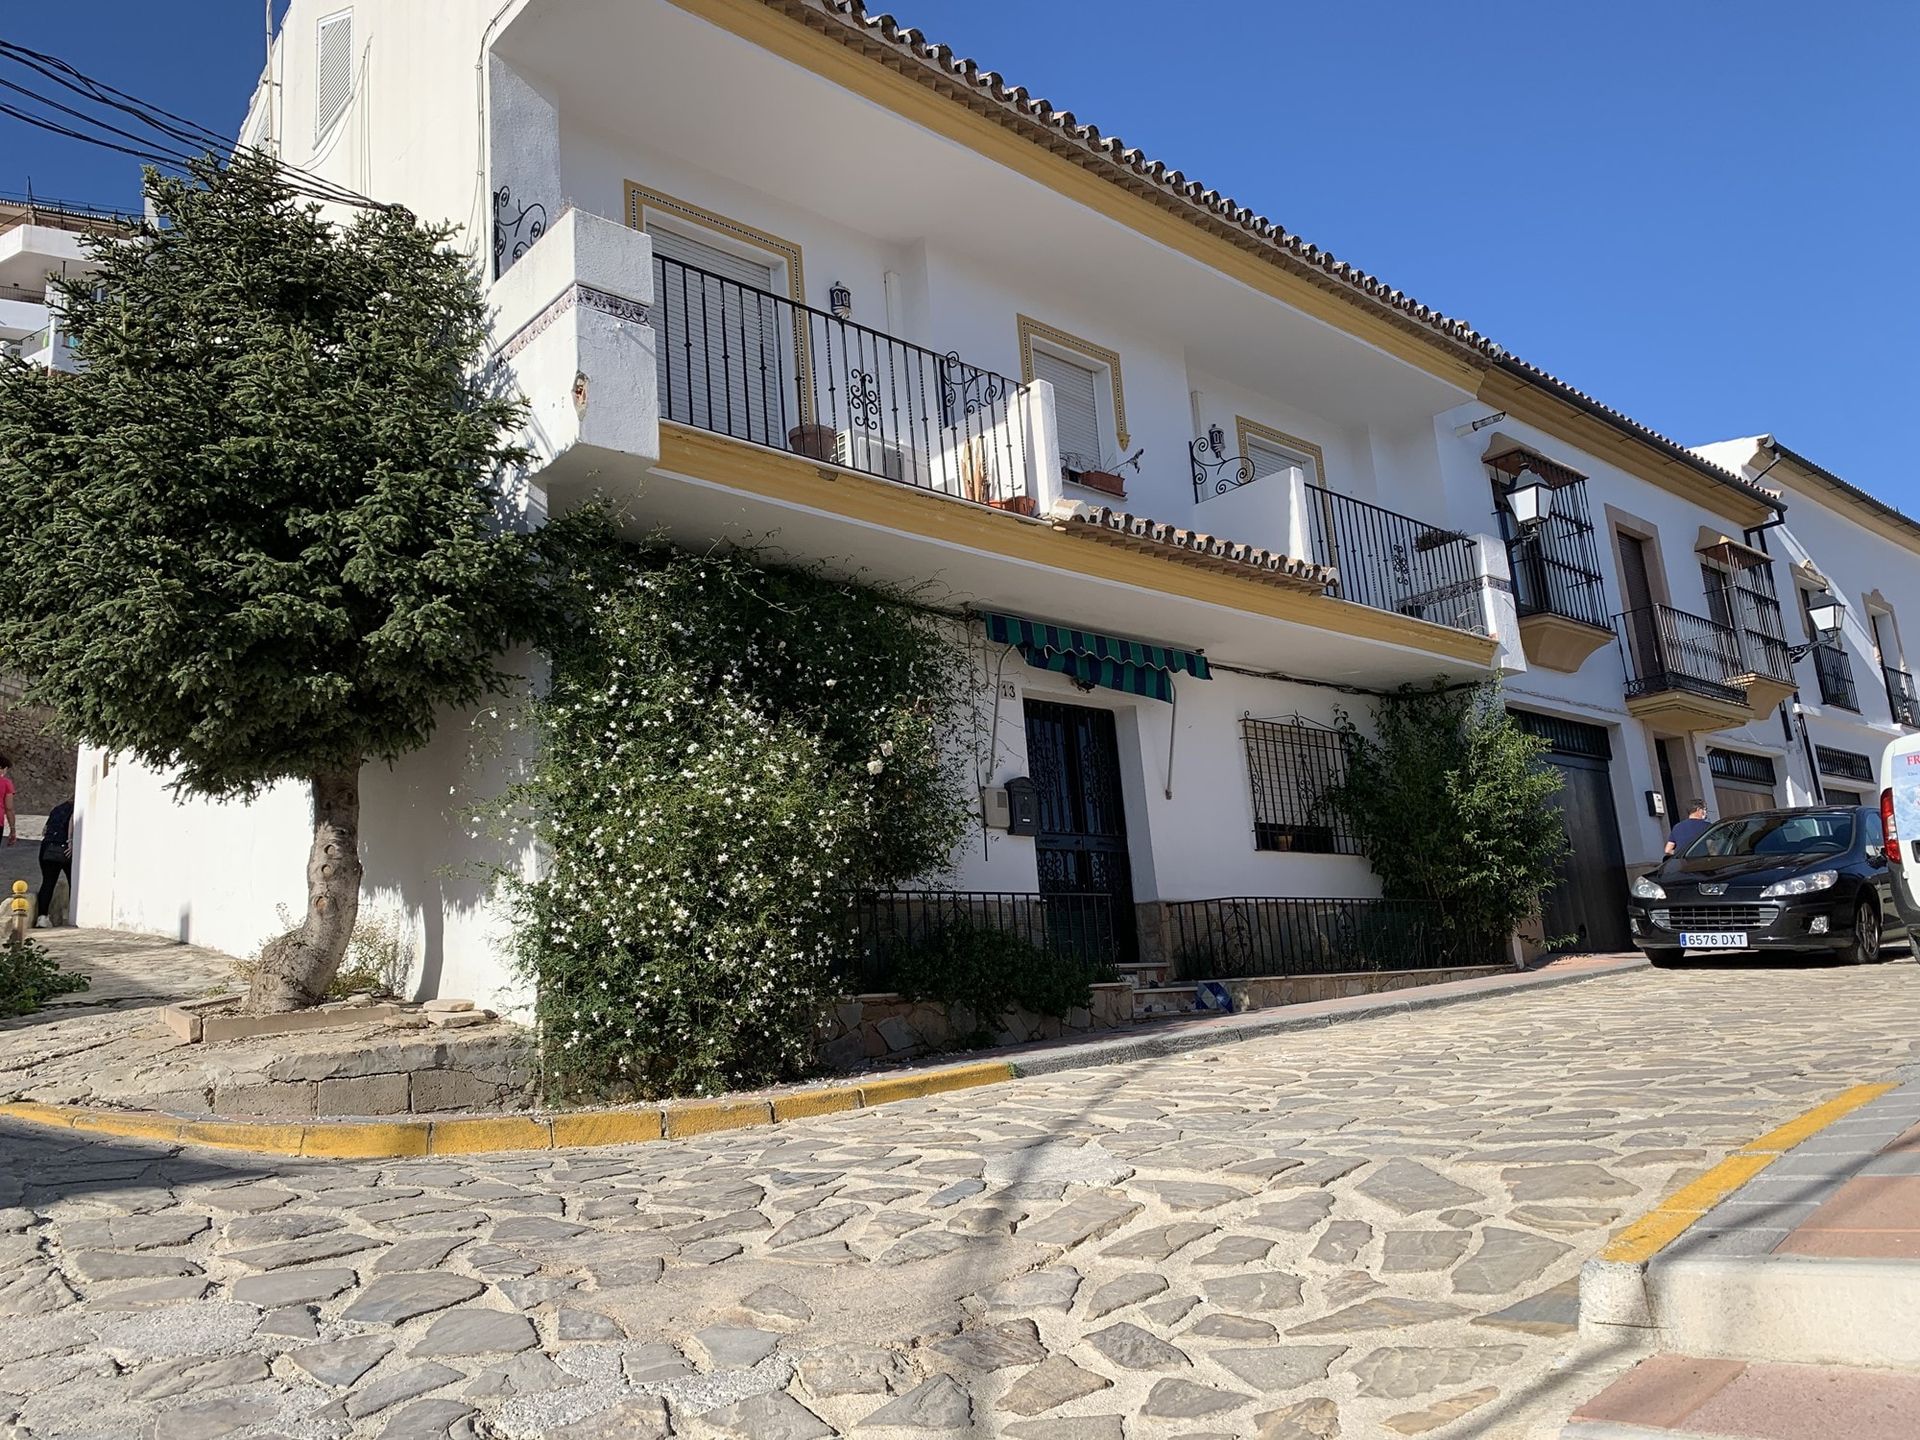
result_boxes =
[1512,711,1632,952]
[1708,748,1779,819]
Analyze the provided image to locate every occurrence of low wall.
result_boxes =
[820,963,1515,1069]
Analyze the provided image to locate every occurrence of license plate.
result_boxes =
[1680,931,1748,950]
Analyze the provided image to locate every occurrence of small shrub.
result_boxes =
[239,904,413,1000]
[0,935,89,1018]
[891,926,1094,1048]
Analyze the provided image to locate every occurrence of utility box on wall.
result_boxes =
[981,778,1041,836]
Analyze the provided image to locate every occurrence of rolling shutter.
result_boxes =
[649,226,784,447]
[315,12,354,141]
[1033,348,1104,471]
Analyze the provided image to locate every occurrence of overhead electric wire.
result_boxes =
[0,39,396,213]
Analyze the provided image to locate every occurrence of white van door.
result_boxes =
[1878,732,1920,925]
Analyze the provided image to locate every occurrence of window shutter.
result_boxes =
[649,226,785,446]
[315,12,354,141]
[1247,438,1312,485]
[1033,349,1104,469]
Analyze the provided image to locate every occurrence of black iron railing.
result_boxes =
[1704,564,1793,686]
[1816,746,1875,784]
[653,253,1029,509]
[1240,717,1359,856]
[1304,484,1484,634]
[838,890,1118,994]
[1615,604,1745,705]
[1885,666,1918,728]
[1166,897,1497,981]
[0,282,45,306]
[0,191,138,225]
[1499,481,1611,630]
[1810,641,1859,711]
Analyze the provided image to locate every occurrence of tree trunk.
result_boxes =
[245,766,362,1013]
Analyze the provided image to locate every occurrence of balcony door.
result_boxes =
[1616,532,1661,677]
[650,225,788,450]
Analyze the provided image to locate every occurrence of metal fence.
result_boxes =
[1304,484,1484,633]
[838,890,1118,994]
[653,253,1030,510]
[1886,666,1919,728]
[1615,604,1745,705]
[1500,480,1612,629]
[1166,897,1496,981]
[0,282,45,306]
[1810,641,1859,711]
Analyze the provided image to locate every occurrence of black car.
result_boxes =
[1627,805,1907,967]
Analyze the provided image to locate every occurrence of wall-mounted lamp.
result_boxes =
[1806,592,1844,638]
[829,282,852,320]
[1206,422,1225,459]
[1503,467,1556,529]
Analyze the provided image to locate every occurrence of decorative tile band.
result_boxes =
[497,283,651,361]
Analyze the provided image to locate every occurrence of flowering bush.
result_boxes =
[513,544,972,1099]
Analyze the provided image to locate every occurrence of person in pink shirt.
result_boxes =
[0,756,13,847]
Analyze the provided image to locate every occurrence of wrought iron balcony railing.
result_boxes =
[0,282,46,306]
[1499,479,1611,630]
[1616,604,1746,705]
[1165,897,1498,981]
[1303,484,1484,634]
[1810,640,1859,711]
[653,253,1031,510]
[1887,666,1919,728]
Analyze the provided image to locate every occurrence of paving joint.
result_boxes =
[0,952,1647,1159]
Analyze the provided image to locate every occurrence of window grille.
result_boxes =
[1241,718,1358,855]
[1815,746,1874,783]
[1707,748,1777,786]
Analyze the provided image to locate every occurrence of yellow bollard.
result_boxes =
[8,880,29,944]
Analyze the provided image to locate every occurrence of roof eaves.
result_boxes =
[1757,437,1920,542]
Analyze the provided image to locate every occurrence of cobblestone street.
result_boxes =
[4,959,1918,1440]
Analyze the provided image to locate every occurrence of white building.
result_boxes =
[0,194,118,372]
[69,0,1920,1003]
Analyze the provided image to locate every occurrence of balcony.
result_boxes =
[1810,641,1859,712]
[1303,485,1487,636]
[1886,666,1918,728]
[1489,455,1614,672]
[1616,604,1755,731]
[652,252,1033,511]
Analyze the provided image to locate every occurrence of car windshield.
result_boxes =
[1687,812,1854,859]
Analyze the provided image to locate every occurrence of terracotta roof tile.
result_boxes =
[1047,499,1335,592]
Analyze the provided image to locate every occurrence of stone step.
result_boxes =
[1563,1353,1920,1439]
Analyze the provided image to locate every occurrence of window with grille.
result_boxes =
[1816,746,1874,783]
[1707,748,1777,786]
[314,11,354,142]
[1033,347,1106,472]
[649,225,784,448]
[1241,718,1358,855]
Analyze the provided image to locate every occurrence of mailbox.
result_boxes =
[1003,776,1041,837]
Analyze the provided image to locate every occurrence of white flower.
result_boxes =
[867,759,885,776]
[879,741,894,757]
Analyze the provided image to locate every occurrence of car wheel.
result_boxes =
[1846,900,1882,966]
[1646,949,1684,969]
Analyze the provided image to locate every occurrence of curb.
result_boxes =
[1579,1079,1898,1333]
[0,954,1648,1161]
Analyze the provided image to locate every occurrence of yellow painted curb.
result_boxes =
[551,1109,664,1149]
[431,1117,554,1156]
[771,1087,861,1122]
[301,1123,431,1160]
[1601,1080,1899,1265]
[0,1057,1026,1159]
[664,1098,774,1138]
[858,1061,1014,1105]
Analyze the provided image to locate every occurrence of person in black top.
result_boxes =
[37,798,73,927]
[1664,799,1713,858]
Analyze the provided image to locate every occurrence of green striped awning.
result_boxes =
[982,612,1210,703]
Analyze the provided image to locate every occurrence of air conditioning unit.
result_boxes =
[834,430,914,485]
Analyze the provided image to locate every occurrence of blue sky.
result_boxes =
[4,3,1914,504]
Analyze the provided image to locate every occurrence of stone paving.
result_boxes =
[3,957,1919,1439]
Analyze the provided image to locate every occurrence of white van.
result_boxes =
[1878,731,1920,929]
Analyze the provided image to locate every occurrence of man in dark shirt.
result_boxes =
[37,798,73,927]
[1665,799,1713,857]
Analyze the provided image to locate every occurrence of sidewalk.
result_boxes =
[1568,1074,1920,1438]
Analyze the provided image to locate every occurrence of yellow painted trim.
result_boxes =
[859,1061,1013,1106]
[551,1109,665,1149]
[664,1097,774,1138]
[1479,370,1776,530]
[1517,611,1615,674]
[1016,314,1128,452]
[656,424,1500,666]
[771,1087,861,1121]
[1625,689,1754,735]
[1601,1081,1895,1264]
[301,1122,431,1160]
[1234,416,1327,487]
[664,0,1486,395]
[624,179,813,424]
[431,1116,555,1155]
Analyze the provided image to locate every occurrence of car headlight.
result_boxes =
[1760,870,1839,899]
[1631,875,1666,900]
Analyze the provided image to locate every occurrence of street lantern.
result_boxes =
[1503,468,1556,529]
[1807,593,1845,637]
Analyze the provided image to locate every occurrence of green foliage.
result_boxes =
[0,152,576,798]
[0,936,88,1019]
[1328,682,1570,957]
[511,543,974,1100]
[890,926,1096,1048]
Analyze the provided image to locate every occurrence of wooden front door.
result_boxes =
[1023,699,1137,962]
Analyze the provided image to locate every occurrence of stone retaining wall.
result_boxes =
[1223,965,1510,1011]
